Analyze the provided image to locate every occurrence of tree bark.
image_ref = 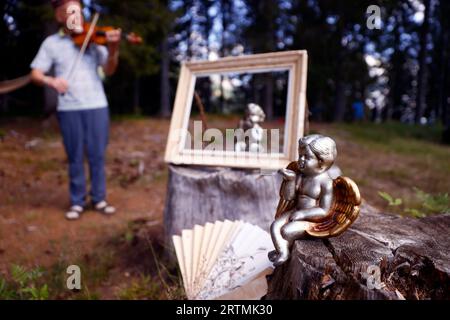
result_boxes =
[266,204,450,300]
[163,164,282,243]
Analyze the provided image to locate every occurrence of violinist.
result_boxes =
[30,0,120,220]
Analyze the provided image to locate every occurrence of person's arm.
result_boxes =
[30,68,68,94]
[30,37,68,93]
[102,29,121,76]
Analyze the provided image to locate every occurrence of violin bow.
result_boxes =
[65,12,100,83]
[0,75,31,95]
[0,12,100,95]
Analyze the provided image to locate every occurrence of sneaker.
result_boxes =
[65,205,84,220]
[93,200,116,215]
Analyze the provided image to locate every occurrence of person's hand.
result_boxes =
[106,28,121,53]
[279,168,296,181]
[46,77,68,94]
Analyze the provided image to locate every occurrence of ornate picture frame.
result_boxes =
[164,50,308,170]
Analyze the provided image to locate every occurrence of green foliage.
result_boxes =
[378,191,402,206]
[378,188,450,218]
[92,0,176,113]
[413,188,449,214]
[96,0,175,77]
[403,208,426,218]
[0,265,49,300]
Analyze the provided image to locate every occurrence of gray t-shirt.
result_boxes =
[31,32,109,111]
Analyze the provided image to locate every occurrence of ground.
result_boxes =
[0,116,448,299]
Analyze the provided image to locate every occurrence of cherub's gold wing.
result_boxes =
[306,176,361,238]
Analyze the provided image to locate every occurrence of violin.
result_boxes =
[71,22,143,47]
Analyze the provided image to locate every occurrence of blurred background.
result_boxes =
[1,0,449,133]
[0,0,449,300]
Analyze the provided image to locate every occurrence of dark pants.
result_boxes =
[57,107,109,207]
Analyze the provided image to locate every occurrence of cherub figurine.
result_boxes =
[269,134,361,267]
[235,103,266,153]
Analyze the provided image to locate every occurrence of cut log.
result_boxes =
[163,164,450,299]
[265,204,450,300]
[163,164,282,242]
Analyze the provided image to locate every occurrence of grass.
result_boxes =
[0,222,185,300]
[117,274,163,300]
[110,114,151,122]
[331,122,449,173]
[1,248,116,300]
[0,265,49,300]
[334,121,444,144]
[316,121,450,217]
[39,248,115,299]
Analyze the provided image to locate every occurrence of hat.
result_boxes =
[51,0,80,9]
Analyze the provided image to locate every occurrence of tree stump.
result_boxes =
[266,204,450,300]
[163,164,282,242]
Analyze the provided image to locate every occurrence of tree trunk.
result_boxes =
[266,204,450,300]
[386,9,403,122]
[334,80,346,122]
[334,48,346,122]
[133,77,140,115]
[160,36,171,117]
[264,74,274,120]
[436,31,448,123]
[219,75,225,113]
[415,0,431,124]
[438,1,450,130]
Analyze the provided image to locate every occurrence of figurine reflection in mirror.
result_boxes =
[235,103,266,153]
[269,134,361,267]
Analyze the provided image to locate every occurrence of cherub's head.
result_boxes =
[298,134,337,175]
[246,103,265,124]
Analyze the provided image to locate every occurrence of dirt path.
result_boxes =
[0,117,173,298]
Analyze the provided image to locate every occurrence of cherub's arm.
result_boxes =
[250,124,263,142]
[290,179,333,222]
[279,168,297,200]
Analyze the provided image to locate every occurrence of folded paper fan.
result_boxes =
[172,220,274,300]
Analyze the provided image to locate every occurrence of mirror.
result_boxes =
[165,50,308,170]
[185,70,289,154]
